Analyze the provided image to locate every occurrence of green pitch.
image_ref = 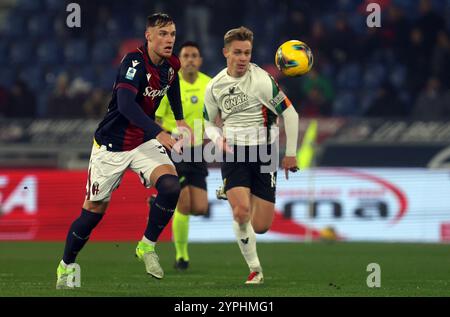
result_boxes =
[0,241,449,296]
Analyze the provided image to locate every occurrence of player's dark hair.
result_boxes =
[179,41,202,56]
[146,13,174,28]
[224,26,254,47]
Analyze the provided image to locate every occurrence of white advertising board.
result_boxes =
[188,168,450,243]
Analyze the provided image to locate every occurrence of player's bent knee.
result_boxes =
[191,206,208,215]
[83,200,108,214]
[254,226,270,234]
[252,217,273,234]
[233,205,250,224]
[177,201,191,214]
[155,174,181,202]
[191,199,208,215]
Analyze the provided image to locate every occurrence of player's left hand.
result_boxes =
[176,120,195,146]
[282,156,298,180]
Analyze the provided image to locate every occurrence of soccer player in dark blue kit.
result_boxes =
[56,13,192,289]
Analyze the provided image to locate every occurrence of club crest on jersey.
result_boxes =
[168,67,175,82]
[191,95,198,104]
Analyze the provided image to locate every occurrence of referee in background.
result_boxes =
[155,41,211,271]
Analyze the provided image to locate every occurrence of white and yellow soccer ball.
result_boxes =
[275,40,313,77]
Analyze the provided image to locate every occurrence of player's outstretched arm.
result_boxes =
[166,73,184,120]
[258,71,300,179]
[175,119,194,145]
[281,106,299,179]
[256,68,298,179]
[167,73,194,145]
[117,88,163,139]
[116,88,180,153]
[156,130,179,152]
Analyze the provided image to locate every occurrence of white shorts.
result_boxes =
[85,139,174,201]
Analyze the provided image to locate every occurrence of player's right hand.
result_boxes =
[216,136,234,154]
[156,131,181,154]
[176,120,195,146]
[282,156,298,180]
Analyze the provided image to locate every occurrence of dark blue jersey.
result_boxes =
[94,43,182,151]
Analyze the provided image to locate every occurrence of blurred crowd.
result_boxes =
[277,0,450,119]
[0,0,449,119]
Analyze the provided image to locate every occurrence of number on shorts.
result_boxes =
[157,145,166,154]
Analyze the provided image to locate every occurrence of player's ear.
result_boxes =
[145,29,151,43]
[222,47,228,58]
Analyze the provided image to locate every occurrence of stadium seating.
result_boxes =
[332,91,358,116]
[91,40,118,64]
[1,0,449,118]
[0,42,8,65]
[336,63,361,90]
[64,39,89,65]
[0,68,15,88]
[20,66,46,92]
[362,63,386,90]
[37,40,63,65]
[9,41,34,66]
[28,14,53,38]
[3,12,27,39]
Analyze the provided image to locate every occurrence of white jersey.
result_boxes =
[203,63,293,146]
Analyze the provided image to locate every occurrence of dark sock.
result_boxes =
[144,174,180,242]
[62,208,103,264]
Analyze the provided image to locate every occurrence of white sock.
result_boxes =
[232,220,262,272]
[141,236,156,247]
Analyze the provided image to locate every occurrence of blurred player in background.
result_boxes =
[56,13,192,289]
[155,41,211,271]
[203,26,300,284]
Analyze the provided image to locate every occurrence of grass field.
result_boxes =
[0,241,449,297]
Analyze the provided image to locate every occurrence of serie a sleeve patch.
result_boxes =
[125,67,137,80]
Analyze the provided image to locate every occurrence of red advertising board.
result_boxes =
[0,170,162,241]
[440,223,450,242]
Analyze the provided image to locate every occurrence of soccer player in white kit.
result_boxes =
[203,26,300,284]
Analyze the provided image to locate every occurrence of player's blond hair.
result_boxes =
[224,26,254,47]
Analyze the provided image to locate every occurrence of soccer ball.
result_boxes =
[275,40,313,77]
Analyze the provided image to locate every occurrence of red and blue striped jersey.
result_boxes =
[94,43,181,151]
